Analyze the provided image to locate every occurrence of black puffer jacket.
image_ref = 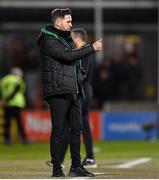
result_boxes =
[38,25,95,99]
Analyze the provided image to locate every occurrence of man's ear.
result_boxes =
[55,18,61,28]
[76,37,81,43]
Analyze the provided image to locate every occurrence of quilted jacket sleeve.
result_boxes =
[40,37,95,62]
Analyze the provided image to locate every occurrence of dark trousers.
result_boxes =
[61,85,94,161]
[4,106,27,143]
[81,88,94,159]
[47,94,82,170]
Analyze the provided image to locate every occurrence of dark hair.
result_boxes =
[71,28,88,42]
[51,8,72,25]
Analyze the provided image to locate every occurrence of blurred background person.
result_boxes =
[0,67,29,145]
[54,28,97,168]
[71,28,97,167]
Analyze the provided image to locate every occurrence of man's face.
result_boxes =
[59,15,72,31]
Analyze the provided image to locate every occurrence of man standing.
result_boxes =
[38,8,102,177]
[58,28,97,167]
[71,28,97,167]
[0,67,28,144]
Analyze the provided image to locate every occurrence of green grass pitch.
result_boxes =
[0,140,159,178]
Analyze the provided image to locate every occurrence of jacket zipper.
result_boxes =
[79,60,85,98]
[73,65,79,94]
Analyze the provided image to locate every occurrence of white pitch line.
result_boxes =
[94,172,106,175]
[115,157,152,169]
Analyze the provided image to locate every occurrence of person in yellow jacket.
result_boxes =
[0,67,29,144]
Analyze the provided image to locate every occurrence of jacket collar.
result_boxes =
[38,24,73,46]
[45,24,71,40]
